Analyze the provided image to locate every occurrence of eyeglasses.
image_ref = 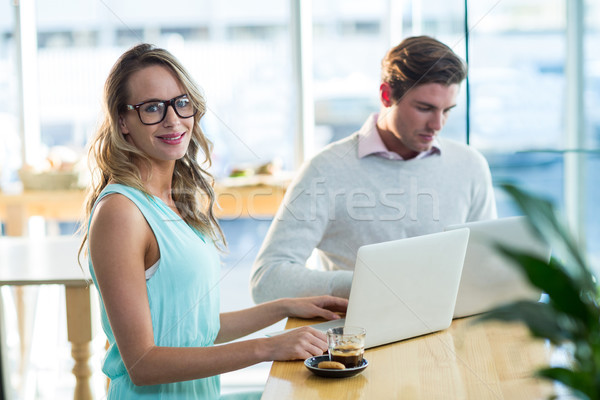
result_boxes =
[125,94,197,125]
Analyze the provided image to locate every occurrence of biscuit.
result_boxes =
[317,360,346,370]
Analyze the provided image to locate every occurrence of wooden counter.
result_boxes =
[262,317,556,399]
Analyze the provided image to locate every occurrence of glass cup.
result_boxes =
[326,326,366,368]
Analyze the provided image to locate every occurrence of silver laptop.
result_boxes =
[445,216,552,318]
[282,228,470,349]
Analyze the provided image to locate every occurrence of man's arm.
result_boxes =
[467,150,498,222]
[250,163,353,303]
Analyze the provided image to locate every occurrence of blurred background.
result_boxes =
[0,0,598,398]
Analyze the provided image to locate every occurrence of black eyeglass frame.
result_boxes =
[125,94,197,125]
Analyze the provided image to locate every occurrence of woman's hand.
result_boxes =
[283,295,348,321]
[263,326,328,361]
[217,296,347,344]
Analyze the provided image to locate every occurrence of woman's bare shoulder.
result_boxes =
[91,192,148,237]
[89,192,154,272]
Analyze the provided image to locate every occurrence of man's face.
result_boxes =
[376,82,460,160]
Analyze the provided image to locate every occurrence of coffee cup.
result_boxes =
[326,326,366,368]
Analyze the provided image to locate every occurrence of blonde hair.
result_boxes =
[79,43,225,261]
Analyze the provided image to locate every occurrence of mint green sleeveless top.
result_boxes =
[88,184,222,399]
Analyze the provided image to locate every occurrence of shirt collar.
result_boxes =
[357,113,441,160]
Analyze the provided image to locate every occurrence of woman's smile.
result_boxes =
[157,132,186,145]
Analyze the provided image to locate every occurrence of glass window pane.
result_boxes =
[312,0,388,149]
[311,0,469,150]
[417,0,468,143]
[0,2,19,189]
[469,1,565,152]
[467,0,565,217]
[32,0,294,178]
[585,0,600,268]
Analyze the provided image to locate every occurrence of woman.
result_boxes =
[79,43,347,399]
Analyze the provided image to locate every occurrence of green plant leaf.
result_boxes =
[495,247,596,326]
[537,367,595,400]
[476,301,577,344]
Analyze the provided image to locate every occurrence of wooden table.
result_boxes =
[0,236,94,400]
[262,317,556,399]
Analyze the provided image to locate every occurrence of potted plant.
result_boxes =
[478,183,600,400]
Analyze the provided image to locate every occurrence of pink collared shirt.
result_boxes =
[357,113,441,160]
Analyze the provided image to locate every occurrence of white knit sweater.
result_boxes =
[250,115,497,303]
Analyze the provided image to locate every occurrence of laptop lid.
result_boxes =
[268,229,470,346]
[344,228,470,348]
[445,216,551,319]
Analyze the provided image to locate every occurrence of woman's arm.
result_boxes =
[127,325,330,385]
[89,194,161,384]
[215,296,348,343]
[90,194,346,386]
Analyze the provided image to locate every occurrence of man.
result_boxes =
[250,36,497,303]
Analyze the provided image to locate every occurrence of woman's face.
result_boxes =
[119,65,194,165]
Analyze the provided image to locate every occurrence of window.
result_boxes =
[466,0,566,218]
[17,0,295,179]
[584,0,600,265]
[0,1,18,189]
[311,0,388,148]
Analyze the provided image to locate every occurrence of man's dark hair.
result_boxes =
[381,36,467,101]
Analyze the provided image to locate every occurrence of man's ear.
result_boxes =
[380,83,394,107]
[119,116,129,135]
